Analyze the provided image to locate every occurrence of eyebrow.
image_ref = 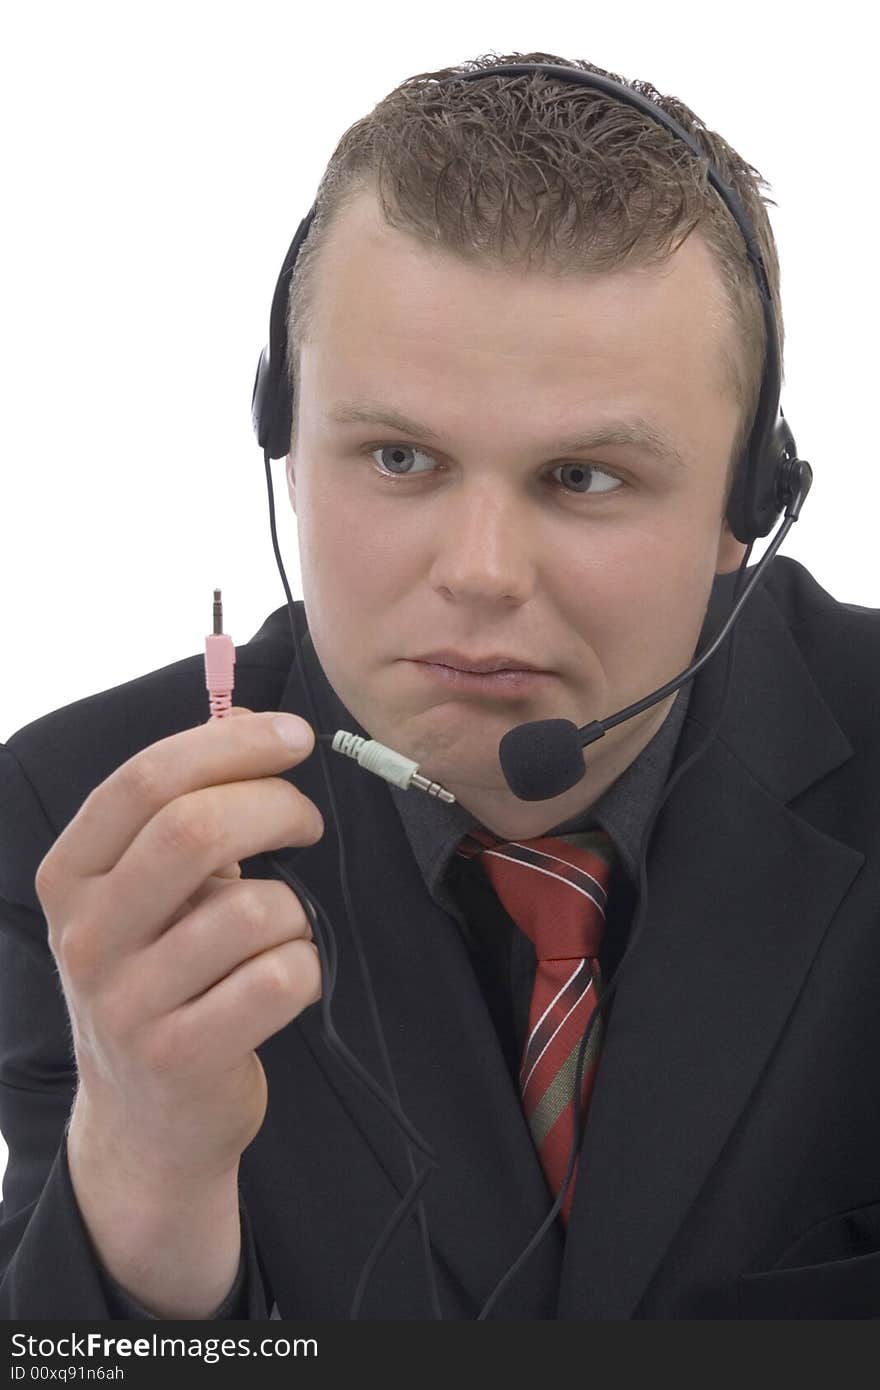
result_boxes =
[324,401,686,470]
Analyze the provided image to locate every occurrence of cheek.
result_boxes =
[561,523,716,678]
[296,484,403,637]
[302,470,402,569]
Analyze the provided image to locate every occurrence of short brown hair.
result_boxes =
[287,50,784,505]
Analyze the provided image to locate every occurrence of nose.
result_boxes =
[428,481,535,605]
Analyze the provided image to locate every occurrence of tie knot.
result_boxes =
[457,826,614,961]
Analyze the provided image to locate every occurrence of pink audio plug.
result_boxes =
[202,587,455,800]
[205,588,236,719]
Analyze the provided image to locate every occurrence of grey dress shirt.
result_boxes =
[100,682,692,1318]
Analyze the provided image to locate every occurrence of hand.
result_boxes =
[36,705,324,1187]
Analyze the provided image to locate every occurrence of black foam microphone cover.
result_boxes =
[499,718,586,801]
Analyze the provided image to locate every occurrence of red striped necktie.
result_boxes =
[456,826,615,1225]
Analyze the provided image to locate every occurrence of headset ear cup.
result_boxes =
[725,450,755,546]
[725,413,798,545]
[271,367,294,460]
[251,347,273,451]
[252,208,316,460]
[753,415,799,538]
[251,342,294,459]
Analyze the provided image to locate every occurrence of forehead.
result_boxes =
[300,186,736,424]
[310,184,729,321]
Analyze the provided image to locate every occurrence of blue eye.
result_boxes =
[550,462,621,495]
[372,444,432,475]
[369,444,623,495]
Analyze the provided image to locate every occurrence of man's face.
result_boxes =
[287,187,746,837]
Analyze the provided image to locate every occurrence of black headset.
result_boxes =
[253,63,806,547]
[249,62,813,1319]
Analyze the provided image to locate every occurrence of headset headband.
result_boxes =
[252,61,797,543]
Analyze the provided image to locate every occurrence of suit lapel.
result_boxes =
[557,574,865,1318]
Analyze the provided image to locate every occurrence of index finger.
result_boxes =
[36,709,315,891]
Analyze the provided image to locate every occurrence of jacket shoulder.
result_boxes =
[761,555,879,742]
[763,554,879,625]
[762,555,880,658]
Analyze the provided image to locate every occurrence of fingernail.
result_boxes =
[272,714,312,751]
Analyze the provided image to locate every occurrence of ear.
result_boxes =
[286,453,297,514]
[715,517,748,575]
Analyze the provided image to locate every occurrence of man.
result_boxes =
[1,54,878,1320]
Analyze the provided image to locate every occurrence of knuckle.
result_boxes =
[57,921,103,987]
[228,879,311,943]
[259,951,292,1003]
[156,794,219,859]
[34,847,62,904]
[118,751,166,813]
[232,883,271,933]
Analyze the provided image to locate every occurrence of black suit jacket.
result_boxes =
[1,556,878,1319]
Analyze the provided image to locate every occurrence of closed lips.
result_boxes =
[415,651,547,673]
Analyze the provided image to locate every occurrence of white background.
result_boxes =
[1,1,875,1192]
